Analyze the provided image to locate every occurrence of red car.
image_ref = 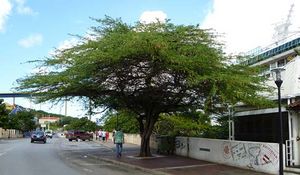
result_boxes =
[66,130,93,142]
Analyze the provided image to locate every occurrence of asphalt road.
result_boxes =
[0,136,153,175]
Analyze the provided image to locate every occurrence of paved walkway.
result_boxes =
[92,139,272,175]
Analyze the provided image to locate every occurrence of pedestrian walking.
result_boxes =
[105,131,109,141]
[98,130,102,140]
[113,128,124,158]
[112,129,116,141]
[95,130,99,140]
[101,130,106,142]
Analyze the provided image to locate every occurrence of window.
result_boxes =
[278,59,285,67]
[270,62,277,70]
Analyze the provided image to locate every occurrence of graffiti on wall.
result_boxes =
[175,138,186,150]
[222,141,279,169]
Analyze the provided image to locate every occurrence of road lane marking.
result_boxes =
[79,163,112,166]
[154,163,216,170]
[83,168,93,173]
[0,152,5,157]
[0,147,15,157]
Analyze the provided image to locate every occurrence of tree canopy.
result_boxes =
[0,99,36,131]
[15,17,272,156]
[103,110,139,133]
[0,99,9,128]
[153,112,211,137]
[9,111,36,132]
[64,117,97,132]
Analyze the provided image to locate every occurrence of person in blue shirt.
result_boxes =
[113,128,124,158]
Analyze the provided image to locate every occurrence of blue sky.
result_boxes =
[1,0,299,118]
[0,0,211,92]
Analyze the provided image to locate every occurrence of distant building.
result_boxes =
[5,103,14,111]
[38,116,60,124]
[9,105,26,115]
[5,103,27,115]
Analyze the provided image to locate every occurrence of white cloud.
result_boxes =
[14,0,37,15]
[48,38,79,56]
[57,38,79,51]
[201,0,300,54]
[139,11,167,24]
[0,0,12,32]
[49,31,98,56]
[18,33,43,48]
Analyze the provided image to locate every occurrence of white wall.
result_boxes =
[281,56,300,97]
[114,133,281,174]
[108,132,158,149]
[0,128,23,139]
[175,137,280,175]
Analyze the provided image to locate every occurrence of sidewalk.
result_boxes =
[92,139,271,175]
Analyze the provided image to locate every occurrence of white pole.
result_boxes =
[65,99,67,117]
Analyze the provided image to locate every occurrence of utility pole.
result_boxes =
[228,106,235,140]
[89,99,92,120]
[64,98,67,117]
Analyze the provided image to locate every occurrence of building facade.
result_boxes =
[39,116,59,129]
[233,36,300,167]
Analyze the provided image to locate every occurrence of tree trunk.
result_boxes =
[139,113,158,157]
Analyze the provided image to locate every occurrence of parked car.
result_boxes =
[45,130,53,138]
[66,130,93,141]
[58,132,65,137]
[31,131,47,143]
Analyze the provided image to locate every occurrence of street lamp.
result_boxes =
[116,115,119,129]
[271,67,285,175]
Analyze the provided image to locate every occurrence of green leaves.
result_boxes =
[9,111,36,132]
[0,99,9,128]
[64,117,97,131]
[103,110,139,133]
[153,112,211,137]
[0,100,36,131]
[15,16,272,134]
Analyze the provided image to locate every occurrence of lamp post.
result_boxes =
[116,114,119,129]
[271,67,285,175]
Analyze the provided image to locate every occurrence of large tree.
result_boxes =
[16,17,272,156]
[0,99,9,128]
[9,111,36,132]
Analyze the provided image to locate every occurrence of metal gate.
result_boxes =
[286,139,296,166]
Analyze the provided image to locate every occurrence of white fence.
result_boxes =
[114,133,281,174]
[0,127,23,139]
[123,133,158,149]
[175,137,281,174]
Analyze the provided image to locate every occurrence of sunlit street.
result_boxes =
[0,137,152,175]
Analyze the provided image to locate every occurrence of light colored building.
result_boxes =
[38,116,60,124]
[233,34,300,170]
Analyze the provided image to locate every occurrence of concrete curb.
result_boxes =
[88,154,170,175]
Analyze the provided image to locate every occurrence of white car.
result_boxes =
[45,130,53,138]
